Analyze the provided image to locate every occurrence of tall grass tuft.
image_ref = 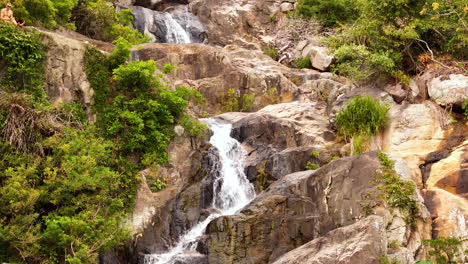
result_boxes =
[336,96,389,154]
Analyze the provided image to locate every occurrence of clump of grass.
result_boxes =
[335,96,389,154]
[293,56,312,69]
[263,46,278,60]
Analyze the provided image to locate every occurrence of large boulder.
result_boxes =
[205,152,430,264]
[40,31,93,107]
[383,102,450,187]
[219,102,340,190]
[428,74,468,107]
[189,0,290,48]
[271,216,387,264]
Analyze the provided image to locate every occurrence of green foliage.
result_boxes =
[296,0,358,27]
[0,23,47,102]
[415,261,434,264]
[263,46,278,59]
[305,161,320,170]
[3,0,78,29]
[375,152,419,227]
[0,127,135,263]
[310,150,320,158]
[55,102,88,126]
[100,60,204,164]
[163,63,179,74]
[379,255,400,264]
[422,237,465,264]
[336,95,389,140]
[332,44,397,81]
[221,89,256,113]
[108,37,132,70]
[241,93,256,112]
[299,0,468,82]
[293,56,312,69]
[222,88,240,112]
[265,87,280,104]
[73,0,150,44]
[462,99,468,119]
[83,47,111,113]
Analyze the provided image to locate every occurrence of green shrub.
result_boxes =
[298,0,468,82]
[72,0,150,44]
[336,96,388,154]
[305,161,320,170]
[336,96,389,140]
[163,63,179,74]
[331,44,397,81]
[263,46,278,60]
[422,237,465,264]
[241,93,256,112]
[83,47,111,113]
[293,56,312,69]
[462,99,468,119]
[222,88,239,112]
[375,152,419,227]
[0,23,47,102]
[108,37,132,70]
[296,0,357,27]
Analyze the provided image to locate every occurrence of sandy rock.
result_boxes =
[133,43,312,113]
[428,74,468,106]
[271,216,387,264]
[40,31,93,107]
[424,140,468,256]
[308,46,334,71]
[384,103,449,186]
[280,2,294,12]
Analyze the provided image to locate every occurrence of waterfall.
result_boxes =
[143,119,256,264]
[131,5,205,44]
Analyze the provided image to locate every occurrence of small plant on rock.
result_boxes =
[293,56,312,69]
[422,237,466,264]
[335,96,389,154]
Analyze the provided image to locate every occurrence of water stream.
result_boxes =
[143,119,256,264]
[131,5,205,44]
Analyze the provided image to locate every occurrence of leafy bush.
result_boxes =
[305,161,320,170]
[375,152,419,226]
[336,96,388,154]
[422,237,465,264]
[296,0,357,27]
[293,56,312,69]
[72,0,150,44]
[263,46,278,60]
[0,23,47,102]
[336,96,389,140]
[299,0,468,82]
[163,63,179,74]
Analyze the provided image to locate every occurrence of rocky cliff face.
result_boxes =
[38,0,468,262]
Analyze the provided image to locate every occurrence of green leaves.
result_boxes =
[336,96,389,140]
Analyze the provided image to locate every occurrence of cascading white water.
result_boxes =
[144,119,255,264]
[131,5,205,44]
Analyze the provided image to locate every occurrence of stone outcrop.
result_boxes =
[206,152,430,264]
[133,43,334,113]
[271,216,387,264]
[218,102,341,190]
[126,130,212,262]
[383,102,450,187]
[189,0,293,48]
[428,74,468,107]
[40,31,93,107]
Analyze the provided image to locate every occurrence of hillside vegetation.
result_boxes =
[296,0,467,82]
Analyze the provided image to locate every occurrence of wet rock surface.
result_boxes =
[205,152,429,264]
